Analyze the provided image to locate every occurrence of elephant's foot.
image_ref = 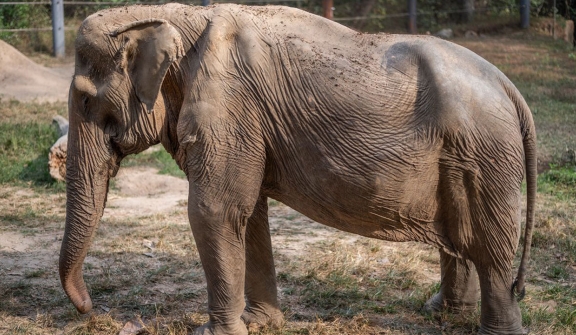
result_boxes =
[478,325,528,335]
[474,263,526,335]
[422,292,478,314]
[424,251,480,315]
[241,306,284,330]
[193,320,248,335]
[422,292,444,313]
[477,298,526,335]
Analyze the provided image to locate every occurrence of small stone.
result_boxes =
[119,320,145,335]
[435,28,453,39]
[464,30,478,38]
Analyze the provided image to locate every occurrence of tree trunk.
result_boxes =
[323,0,333,20]
[408,0,417,34]
[462,0,474,23]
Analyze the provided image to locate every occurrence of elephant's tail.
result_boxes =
[506,79,537,301]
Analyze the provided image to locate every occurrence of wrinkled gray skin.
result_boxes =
[60,4,536,335]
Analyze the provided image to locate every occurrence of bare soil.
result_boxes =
[106,167,189,218]
[0,39,73,103]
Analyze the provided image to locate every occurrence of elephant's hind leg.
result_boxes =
[423,249,480,313]
[475,261,526,335]
[465,192,524,334]
[243,195,284,329]
[439,136,526,334]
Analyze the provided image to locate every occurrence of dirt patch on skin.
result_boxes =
[0,39,73,103]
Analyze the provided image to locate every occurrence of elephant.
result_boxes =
[59,3,536,335]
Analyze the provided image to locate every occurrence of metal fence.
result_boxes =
[0,0,533,57]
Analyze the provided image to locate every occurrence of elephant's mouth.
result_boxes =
[107,145,123,178]
[109,160,121,178]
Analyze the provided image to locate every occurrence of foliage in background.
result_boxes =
[122,147,186,179]
[0,0,573,53]
[0,1,52,52]
[539,164,576,199]
[305,0,524,32]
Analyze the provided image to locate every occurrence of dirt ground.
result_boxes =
[0,40,73,103]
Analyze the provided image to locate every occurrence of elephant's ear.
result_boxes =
[109,19,185,113]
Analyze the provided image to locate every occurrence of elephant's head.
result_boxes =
[60,13,185,313]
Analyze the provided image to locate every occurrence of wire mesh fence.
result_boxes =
[0,0,570,55]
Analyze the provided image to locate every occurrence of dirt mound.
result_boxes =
[0,40,73,102]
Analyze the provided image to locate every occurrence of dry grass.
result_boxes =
[0,99,67,125]
[2,187,573,334]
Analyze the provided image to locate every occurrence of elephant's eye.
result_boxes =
[82,95,90,113]
[105,119,118,136]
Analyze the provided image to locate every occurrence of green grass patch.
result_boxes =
[545,265,570,280]
[0,122,64,190]
[555,308,576,331]
[521,304,555,329]
[121,146,186,179]
[538,164,576,199]
[542,284,576,306]
[300,269,365,316]
[0,122,184,192]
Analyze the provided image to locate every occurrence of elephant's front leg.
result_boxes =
[189,190,252,335]
[243,196,284,329]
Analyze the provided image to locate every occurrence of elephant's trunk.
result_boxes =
[59,120,117,314]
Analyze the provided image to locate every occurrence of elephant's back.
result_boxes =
[385,36,522,138]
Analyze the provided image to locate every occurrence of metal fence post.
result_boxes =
[553,0,556,39]
[408,0,417,34]
[51,0,65,57]
[323,0,333,19]
[520,0,530,29]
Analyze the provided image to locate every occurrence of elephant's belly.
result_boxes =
[271,168,450,249]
